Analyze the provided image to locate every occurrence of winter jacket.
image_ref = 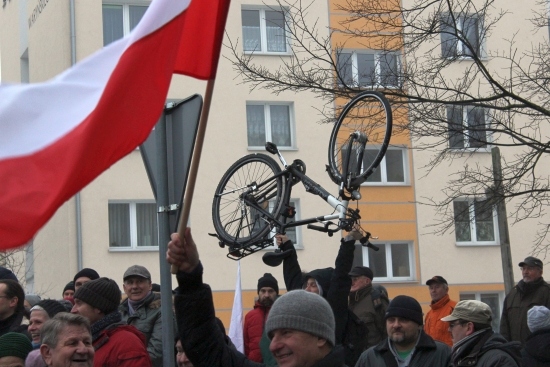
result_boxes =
[424,294,456,347]
[0,310,28,337]
[355,330,451,367]
[449,328,521,367]
[522,327,550,367]
[243,300,271,362]
[500,277,550,345]
[349,283,388,348]
[120,291,165,366]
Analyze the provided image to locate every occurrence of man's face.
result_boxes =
[350,276,371,292]
[175,340,193,367]
[0,355,25,367]
[28,309,49,343]
[522,266,543,283]
[123,276,152,302]
[40,324,94,367]
[74,278,92,291]
[448,320,472,345]
[63,290,75,298]
[269,328,328,367]
[304,278,319,295]
[258,287,277,307]
[0,284,17,320]
[428,283,448,302]
[71,299,101,325]
[386,317,421,347]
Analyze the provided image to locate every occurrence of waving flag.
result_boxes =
[0,0,230,250]
[228,261,244,352]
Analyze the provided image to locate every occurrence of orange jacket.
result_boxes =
[424,294,456,347]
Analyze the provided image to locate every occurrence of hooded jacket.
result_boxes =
[424,294,456,347]
[522,327,550,367]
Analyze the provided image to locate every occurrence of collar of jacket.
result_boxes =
[350,283,373,301]
[311,345,346,367]
[430,294,451,310]
[517,277,547,295]
[375,330,437,354]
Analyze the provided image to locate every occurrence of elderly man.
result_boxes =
[442,300,521,367]
[355,295,451,367]
[39,313,94,367]
[0,279,28,337]
[167,228,347,367]
[500,256,550,345]
[119,265,163,367]
[424,275,456,346]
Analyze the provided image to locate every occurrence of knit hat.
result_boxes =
[63,281,75,295]
[265,290,335,346]
[33,299,67,318]
[73,268,100,283]
[441,300,492,325]
[0,266,18,281]
[74,277,121,314]
[385,295,424,325]
[527,305,550,332]
[257,273,279,294]
[0,332,33,360]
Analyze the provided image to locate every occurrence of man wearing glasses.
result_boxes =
[442,300,521,367]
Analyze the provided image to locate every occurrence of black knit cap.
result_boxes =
[0,332,32,360]
[74,277,121,314]
[63,281,75,295]
[73,268,100,283]
[34,299,67,318]
[385,295,424,325]
[257,273,279,294]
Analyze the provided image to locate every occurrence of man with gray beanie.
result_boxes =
[355,295,450,367]
[522,305,550,367]
[71,277,151,367]
[167,228,347,367]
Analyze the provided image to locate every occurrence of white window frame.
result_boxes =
[361,241,415,282]
[361,146,409,186]
[337,50,402,89]
[246,102,296,150]
[102,1,150,45]
[108,200,159,252]
[453,198,499,246]
[447,106,491,151]
[441,13,485,59]
[241,7,291,55]
[460,291,504,332]
[265,198,303,250]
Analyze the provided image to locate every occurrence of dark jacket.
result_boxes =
[500,277,550,345]
[0,310,28,337]
[522,327,550,367]
[450,329,521,367]
[349,283,388,347]
[355,330,451,367]
[244,300,271,362]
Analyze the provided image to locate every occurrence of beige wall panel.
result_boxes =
[0,0,22,82]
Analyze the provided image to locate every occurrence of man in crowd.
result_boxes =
[348,265,389,348]
[40,313,94,367]
[62,281,75,299]
[243,273,278,363]
[167,228,347,367]
[442,300,521,367]
[0,332,32,367]
[119,265,164,367]
[72,277,151,366]
[0,279,28,337]
[355,295,451,367]
[500,256,550,345]
[424,275,456,346]
[73,268,100,291]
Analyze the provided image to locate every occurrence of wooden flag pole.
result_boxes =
[172,79,216,274]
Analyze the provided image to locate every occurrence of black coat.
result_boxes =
[522,327,550,367]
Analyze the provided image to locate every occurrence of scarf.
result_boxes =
[127,291,152,316]
[91,311,122,342]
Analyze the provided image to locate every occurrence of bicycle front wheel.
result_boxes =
[327,91,393,189]
[212,154,284,246]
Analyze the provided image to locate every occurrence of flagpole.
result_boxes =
[172,78,216,273]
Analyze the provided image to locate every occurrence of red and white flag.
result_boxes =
[0,0,230,250]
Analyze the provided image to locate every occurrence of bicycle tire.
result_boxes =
[327,91,393,189]
[212,153,285,246]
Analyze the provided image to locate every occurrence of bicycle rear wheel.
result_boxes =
[327,91,393,189]
[212,154,284,246]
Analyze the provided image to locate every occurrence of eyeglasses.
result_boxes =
[448,320,466,329]
[0,295,12,300]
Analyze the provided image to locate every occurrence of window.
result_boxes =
[453,199,498,245]
[336,51,401,88]
[342,146,408,185]
[447,106,489,149]
[102,3,148,46]
[247,103,294,148]
[460,292,504,331]
[242,8,288,53]
[353,242,414,281]
[108,201,158,250]
[441,14,482,58]
[265,199,303,249]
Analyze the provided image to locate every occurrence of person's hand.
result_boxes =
[275,233,289,248]
[345,226,363,242]
[166,227,200,273]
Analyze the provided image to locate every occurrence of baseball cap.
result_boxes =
[348,266,373,280]
[519,256,543,269]
[441,300,492,324]
[123,265,151,281]
[426,276,448,286]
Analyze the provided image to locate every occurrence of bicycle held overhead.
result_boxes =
[211,91,393,260]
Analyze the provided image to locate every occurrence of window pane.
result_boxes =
[136,203,158,247]
[357,53,376,86]
[270,105,291,147]
[102,5,123,46]
[242,10,261,51]
[462,16,480,57]
[467,107,487,148]
[337,52,353,85]
[108,203,130,247]
[379,53,399,87]
[474,200,494,241]
[265,10,286,52]
[247,105,266,146]
[364,149,382,182]
[129,5,148,31]
[480,294,500,331]
[368,244,387,277]
[391,243,410,277]
[453,201,471,241]
[440,16,458,58]
[385,150,405,182]
[460,293,476,300]
[447,106,464,148]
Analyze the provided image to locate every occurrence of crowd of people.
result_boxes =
[0,228,549,367]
